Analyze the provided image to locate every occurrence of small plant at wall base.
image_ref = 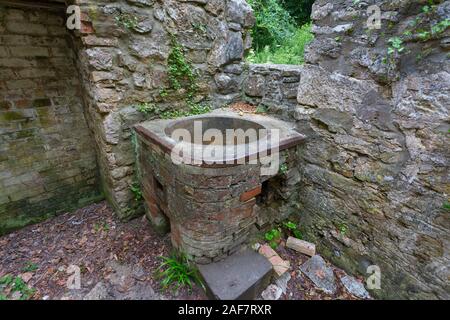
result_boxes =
[130,182,143,201]
[282,220,303,239]
[265,228,282,249]
[156,253,205,292]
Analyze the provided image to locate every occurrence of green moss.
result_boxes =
[0,212,53,236]
[1,111,24,121]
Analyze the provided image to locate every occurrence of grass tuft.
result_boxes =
[156,253,205,292]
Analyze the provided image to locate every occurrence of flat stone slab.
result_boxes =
[261,284,283,300]
[197,249,272,300]
[340,275,370,299]
[299,255,337,294]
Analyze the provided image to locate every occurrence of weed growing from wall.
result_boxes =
[134,35,211,119]
[115,12,139,30]
[383,1,449,72]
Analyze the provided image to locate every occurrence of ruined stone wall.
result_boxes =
[243,0,449,299]
[71,0,254,220]
[243,64,302,112]
[0,6,102,234]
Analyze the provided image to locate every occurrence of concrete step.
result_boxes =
[197,248,272,300]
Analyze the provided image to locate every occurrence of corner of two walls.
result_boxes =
[0,4,102,235]
[242,0,449,299]
[70,0,254,220]
[69,0,448,299]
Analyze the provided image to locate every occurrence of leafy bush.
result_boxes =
[247,0,296,50]
[247,23,314,64]
[246,0,315,65]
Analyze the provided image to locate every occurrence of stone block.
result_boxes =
[6,22,47,36]
[258,244,290,277]
[286,237,316,257]
[299,255,337,295]
[198,249,272,300]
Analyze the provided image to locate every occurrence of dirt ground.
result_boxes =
[0,201,366,300]
[0,201,205,300]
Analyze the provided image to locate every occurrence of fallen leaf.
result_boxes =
[315,270,325,279]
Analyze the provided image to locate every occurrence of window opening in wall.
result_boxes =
[245,0,315,65]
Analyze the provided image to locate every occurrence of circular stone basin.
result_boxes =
[164,116,268,146]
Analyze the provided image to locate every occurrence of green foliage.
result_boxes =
[168,36,197,96]
[135,101,211,120]
[93,222,110,232]
[130,182,143,201]
[149,35,212,119]
[115,12,139,30]
[134,36,211,120]
[191,22,207,34]
[442,202,450,211]
[283,221,296,230]
[265,228,282,249]
[338,223,349,236]
[279,163,288,175]
[384,1,449,63]
[159,89,169,98]
[292,229,303,239]
[247,23,314,65]
[431,18,450,35]
[282,220,303,239]
[0,274,13,286]
[156,253,204,292]
[255,105,268,114]
[135,102,158,115]
[247,0,296,50]
[246,0,314,65]
[279,0,315,26]
[22,262,38,273]
[0,275,35,300]
[387,37,405,55]
[262,219,304,249]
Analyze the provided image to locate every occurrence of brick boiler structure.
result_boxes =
[135,109,305,263]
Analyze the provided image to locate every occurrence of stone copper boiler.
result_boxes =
[134,109,305,263]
